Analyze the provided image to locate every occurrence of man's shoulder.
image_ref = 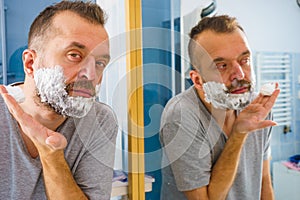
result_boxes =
[69,101,118,130]
[161,86,209,129]
[163,86,205,118]
[65,102,118,140]
[89,101,118,123]
[93,101,115,112]
[165,87,198,109]
[78,100,117,127]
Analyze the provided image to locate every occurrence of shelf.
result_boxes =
[111,176,155,197]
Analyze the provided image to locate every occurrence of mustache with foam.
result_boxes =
[226,79,252,93]
[65,80,96,97]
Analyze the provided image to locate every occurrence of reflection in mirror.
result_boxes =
[217,1,300,200]
[0,0,7,84]
[161,13,279,200]
[180,0,217,89]
[159,1,300,200]
[141,0,218,199]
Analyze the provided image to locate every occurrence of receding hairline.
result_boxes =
[28,1,106,50]
[29,10,106,51]
[188,15,246,71]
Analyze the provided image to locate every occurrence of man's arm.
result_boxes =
[207,132,248,200]
[184,186,209,200]
[41,151,88,200]
[261,159,275,200]
[183,89,280,200]
[0,86,88,200]
[183,133,247,200]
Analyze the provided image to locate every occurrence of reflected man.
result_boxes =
[160,15,279,200]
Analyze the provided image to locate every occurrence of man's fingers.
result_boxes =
[1,90,27,124]
[0,85,23,123]
[251,88,280,111]
[1,85,68,152]
[1,85,44,140]
[250,94,262,104]
[252,83,280,104]
[264,88,280,109]
[257,120,277,130]
[0,85,8,93]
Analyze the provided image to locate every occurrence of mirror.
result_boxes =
[0,0,5,84]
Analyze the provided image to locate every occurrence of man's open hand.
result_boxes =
[232,84,280,134]
[0,85,67,154]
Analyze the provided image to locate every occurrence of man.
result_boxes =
[0,1,118,200]
[160,15,280,200]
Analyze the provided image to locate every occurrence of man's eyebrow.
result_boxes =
[213,50,251,63]
[66,42,111,61]
[240,50,251,57]
[66,41,86,49]
[100,54,111,60]
[213,57,225,63]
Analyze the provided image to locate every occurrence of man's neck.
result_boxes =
[20,98,66,131]
[195,86,236,137]
[20,80,67,131]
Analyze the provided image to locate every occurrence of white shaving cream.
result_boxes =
[34,65,96,118]
[5,85,25,103]
[203,81,252,110]
[260,82,275,96]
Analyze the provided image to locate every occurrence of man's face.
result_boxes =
[32,11,110,117]
[193,29,255,110]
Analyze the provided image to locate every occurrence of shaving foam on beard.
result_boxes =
[203,81,252,110]
[34,65,97,118]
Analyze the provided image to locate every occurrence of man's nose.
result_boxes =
[77,56,96,81]
[230,61,245,81]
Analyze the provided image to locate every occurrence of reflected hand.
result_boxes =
[0,85,67,154]
[233,85,280,134]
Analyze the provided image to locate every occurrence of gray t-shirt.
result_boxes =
[160,86,272,200]
[0,96,118,200]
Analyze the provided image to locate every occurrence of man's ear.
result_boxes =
[22,49,36,78]
[189,70,203,90]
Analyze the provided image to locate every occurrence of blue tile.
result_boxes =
[270,127,281,145]
[295,124,300,141]
[295,142,300,154]
[271,144,281,162]
[280,143,296,160]
[279,130,295,144]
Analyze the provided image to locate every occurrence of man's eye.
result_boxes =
[216,63,227,70]
[96,61,106,68]
[94,61,106,76]
[240,58,250,66]
[67,53,82,61]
